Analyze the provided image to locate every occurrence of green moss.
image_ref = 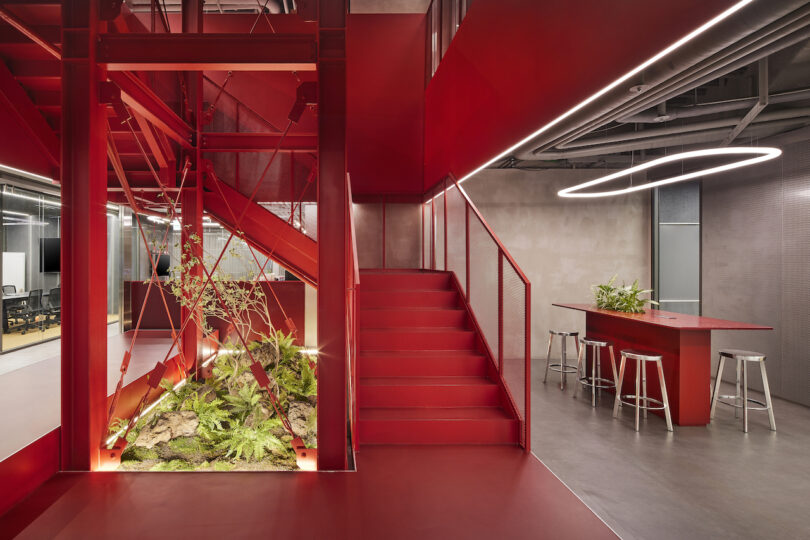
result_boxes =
[168,436,205,455]
[213,461,235,471]
[149,459,195,472]
[158,437,222,463]
[121,445,159,461]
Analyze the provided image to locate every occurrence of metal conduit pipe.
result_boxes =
[617,87,810,124]
[527,118,810,161]
[558,107,810,149]
[518,2,810,158]
[541,9,810,154]
[544,21,810,153]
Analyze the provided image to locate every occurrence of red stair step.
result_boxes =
[359,329,476,351]
[358,407,518,445]
[357,350,489,377]
[358,376,500,407]
[359,271,451,291]
[358,307,467,329]
[358,290,459,309]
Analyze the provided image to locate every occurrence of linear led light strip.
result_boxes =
[557,147,782,197]
[0,163,55,184]
[2,186,119,212]
[446,0,754,190]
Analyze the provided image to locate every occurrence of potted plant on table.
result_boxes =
[591,275,658,314]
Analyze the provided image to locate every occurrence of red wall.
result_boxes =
[347,14,426,196]
[424,0,741,190]
[128,280,306,345]
[0,429,59,518]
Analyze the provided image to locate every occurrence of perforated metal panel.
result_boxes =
[702,139,809,406]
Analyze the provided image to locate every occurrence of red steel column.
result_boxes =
[60,0,107,471]
[181,0,203,374]
[317,0,349,471]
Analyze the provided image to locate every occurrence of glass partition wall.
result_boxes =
[0,183,123,352]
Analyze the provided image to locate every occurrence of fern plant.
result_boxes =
[216,422,285,461]
[223,383,262,423]
[184,391,230,441]
[592,275,658,314]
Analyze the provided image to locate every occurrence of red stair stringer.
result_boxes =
[202,173,318,287]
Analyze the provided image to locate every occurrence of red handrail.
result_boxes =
[346,173,360,453]
[447,174,530,285]
[424,173,532,452]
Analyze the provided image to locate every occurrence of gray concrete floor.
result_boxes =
[531,364,810,540]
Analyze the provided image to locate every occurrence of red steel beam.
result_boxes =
[0,6,61,59]
[0,24,60,44]
[131,109,168,169]
[200,132,317,152]
[317,0,349,471]
[202,174,318,287]
[108,71,193,149]
[0,59,59,166]
[97,33,317,71]
[181,0,204,376]
[60,0,107,472]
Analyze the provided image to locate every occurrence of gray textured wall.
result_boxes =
[353,202,422,269]
[462,169,652,357]
[702,139,810,406]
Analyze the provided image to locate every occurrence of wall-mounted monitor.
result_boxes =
[155,253,171,277]
[39,238,60,273]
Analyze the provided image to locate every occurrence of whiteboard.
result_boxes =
[3,252,26,293]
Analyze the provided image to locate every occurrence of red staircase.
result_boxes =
[202,172,318,287]
[356,270,520,445]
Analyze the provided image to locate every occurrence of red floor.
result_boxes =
[0,446,615,539]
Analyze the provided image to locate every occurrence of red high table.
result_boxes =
[553,304,772,426]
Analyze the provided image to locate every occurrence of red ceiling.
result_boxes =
[424,0,743,191]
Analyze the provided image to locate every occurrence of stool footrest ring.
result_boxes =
[548,363,578,375]
[619,395,668,411]
[578,376,616,389]
[716,396,768,411]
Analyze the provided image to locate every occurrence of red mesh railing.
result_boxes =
[422,176,531,450]
[346,173,360,453]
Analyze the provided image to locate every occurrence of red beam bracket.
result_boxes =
[97,33,318,71]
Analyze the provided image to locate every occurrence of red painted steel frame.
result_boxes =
[201,132,317,152]
[60,0,108,471]
[0,60,60,166]
[97,33,318,71]
[317,0,350,471]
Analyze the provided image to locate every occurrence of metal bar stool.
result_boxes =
[543,330,580,390]
[613,349,673,432]
[710,349,776,432]
[573,337,617,406]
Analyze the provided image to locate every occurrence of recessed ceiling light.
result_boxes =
[557,146,781,198]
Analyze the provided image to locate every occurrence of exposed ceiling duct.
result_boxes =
[616,87,810,124]
[525,117,809,161]
[504,0,810,168]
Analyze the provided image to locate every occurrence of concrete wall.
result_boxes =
[702,138,810,406]
[462,169,652,357]
[353,202,422,269]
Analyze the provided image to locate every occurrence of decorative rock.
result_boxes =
[287,401,315,438]
[133,411,199,449]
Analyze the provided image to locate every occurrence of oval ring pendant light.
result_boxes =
[557,147,782,198]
